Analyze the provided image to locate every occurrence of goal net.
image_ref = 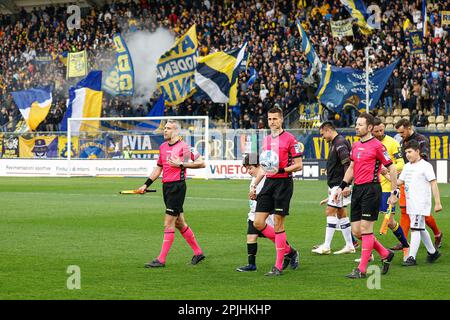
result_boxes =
[66,116,209,178]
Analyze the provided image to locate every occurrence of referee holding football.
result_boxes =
[138,120,206,268]
[334,113,398,279]
[251,107,303,276]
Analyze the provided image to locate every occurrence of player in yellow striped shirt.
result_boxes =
[372,118,409,252]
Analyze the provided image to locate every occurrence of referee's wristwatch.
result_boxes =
[391,188,400,197]
[179,163,184,169]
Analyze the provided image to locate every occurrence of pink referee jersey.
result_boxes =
[262,130,303,178]
[157,139,200,183]
[350,137,393,185]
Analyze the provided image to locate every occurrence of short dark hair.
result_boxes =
[242,153,259,166]
[404,140,420,151]
[319,121,336,131]
[267,107,283,116]
[373,117,383,126]
[358,112,375,126]
[395,118,411,129]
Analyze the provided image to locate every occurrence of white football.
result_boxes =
[260,150,279,173]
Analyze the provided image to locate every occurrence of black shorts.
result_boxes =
[247,220,265,237]
[351,183,382,222]
[163,180,186,216]
[255,178,293,216]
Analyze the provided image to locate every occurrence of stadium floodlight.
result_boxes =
[67,116,209,178]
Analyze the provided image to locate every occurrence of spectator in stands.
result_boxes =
[420,79,431,113]
[383,78,394,114]
[431,78,442,116]
[445,84,450,117]
[392,70,402,108]
[401,83,412,111]
[413,110,428,128]
[0,107,8,131]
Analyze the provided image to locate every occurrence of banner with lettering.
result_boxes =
[295,132,449,161]
[102,33,135,96]
[316,59,399,112]
[121,134,163,159]
[156,24,198,106]
[441,11,450,26]
[330,18,354,38]
[67,50,88,79]
[79,139,106,159]
[2,135,19,158]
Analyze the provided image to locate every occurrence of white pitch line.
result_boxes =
[0,192,320,203]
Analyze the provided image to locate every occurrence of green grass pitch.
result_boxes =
[0,177,449,300]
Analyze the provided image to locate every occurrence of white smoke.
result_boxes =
[124,28,175,104]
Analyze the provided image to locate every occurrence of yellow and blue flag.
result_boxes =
[194,43,247,105]
[11,86,52,131]
[61,71,103,133]
[103,33,135,96]
[297,22,322,85]
[157,24,198,106]
[59,51,68,66]
[316,59,399,112]
[340,0,374,35]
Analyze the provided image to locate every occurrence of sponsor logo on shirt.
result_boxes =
[294,142,303,154]
[190,147,200,160]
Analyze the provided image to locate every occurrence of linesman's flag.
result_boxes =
[61,71,103,133]
[11,86,52,131]
[194,43,247,105]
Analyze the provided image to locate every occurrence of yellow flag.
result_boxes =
[67,50,88,79]
[403,18,412,31]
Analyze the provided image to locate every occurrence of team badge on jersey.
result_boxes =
[383,150,391,161]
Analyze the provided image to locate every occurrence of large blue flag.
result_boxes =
[135,95,165,131]
[102,34,135,96]
[316,59,399,112]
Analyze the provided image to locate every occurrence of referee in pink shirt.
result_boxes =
[251,107,303,276]
[138,120,206,268]
[334,113,399,279]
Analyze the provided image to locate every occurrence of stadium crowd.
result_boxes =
[0,0,449,132]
